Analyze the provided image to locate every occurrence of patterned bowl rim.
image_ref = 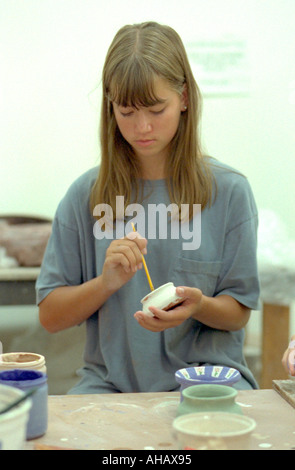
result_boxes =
[175,365,241,384]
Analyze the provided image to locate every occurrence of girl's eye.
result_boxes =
[120,111,133,117]
[118,106,165,117]
[150,108,165,115]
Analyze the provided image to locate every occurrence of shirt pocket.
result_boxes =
[170,257,222,297]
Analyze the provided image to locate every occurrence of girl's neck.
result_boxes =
[137,154,167,180]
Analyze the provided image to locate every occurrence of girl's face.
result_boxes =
[112,77,187,168]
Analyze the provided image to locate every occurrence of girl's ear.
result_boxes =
[181,83,188,111]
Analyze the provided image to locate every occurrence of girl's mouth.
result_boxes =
[135,140,156,147]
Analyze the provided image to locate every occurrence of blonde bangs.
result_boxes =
[106,60,166,109]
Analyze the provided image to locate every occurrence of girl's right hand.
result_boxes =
[101,231,148,293]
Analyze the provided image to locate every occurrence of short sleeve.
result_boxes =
[35,213,82,305]
[35,167,98,305]
[215,177,260,309]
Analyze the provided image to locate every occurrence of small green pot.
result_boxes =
[177,384,242,417]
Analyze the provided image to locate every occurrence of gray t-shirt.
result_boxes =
[36,158,260,393]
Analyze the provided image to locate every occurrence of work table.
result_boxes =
[24,387,295,450]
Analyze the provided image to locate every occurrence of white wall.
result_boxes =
[1,0,294,239]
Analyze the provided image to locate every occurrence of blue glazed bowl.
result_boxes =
[175,365,241,398]
[0,369,48,439]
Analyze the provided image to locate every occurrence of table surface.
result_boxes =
[24,388,295,451]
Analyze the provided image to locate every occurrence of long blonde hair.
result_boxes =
[90,21,213,219]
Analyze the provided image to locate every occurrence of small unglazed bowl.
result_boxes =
[172,412,256,450]
[140,282,183,317]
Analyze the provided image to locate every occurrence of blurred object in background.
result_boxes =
[0,216,51,267]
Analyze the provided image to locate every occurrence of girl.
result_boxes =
[37,22,260,393]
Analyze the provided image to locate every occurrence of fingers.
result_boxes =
[134,303,189,332]
[288,349,295,376]
[282,341,295,376]
[134,286,203,332]
[105,231,147,273]
[125,231,147,254]
[282,336,295,375]
[176,286,202,302]
[134,304,190,332]
[134,311,169,332]
[106,247,141,273]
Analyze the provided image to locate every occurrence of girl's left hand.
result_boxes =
[134,286,202,332]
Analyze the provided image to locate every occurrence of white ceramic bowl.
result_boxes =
[0,383,32,450]
[172,412,256,450]
[141,282,183,317]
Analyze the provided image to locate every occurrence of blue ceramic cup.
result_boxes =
[0,369,48,439]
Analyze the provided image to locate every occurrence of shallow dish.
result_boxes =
[175,365,241,388]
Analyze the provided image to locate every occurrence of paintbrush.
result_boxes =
[0,387,38,415]
[131,223,154,291]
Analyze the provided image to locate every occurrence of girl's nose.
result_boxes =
[136,112,152,133]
